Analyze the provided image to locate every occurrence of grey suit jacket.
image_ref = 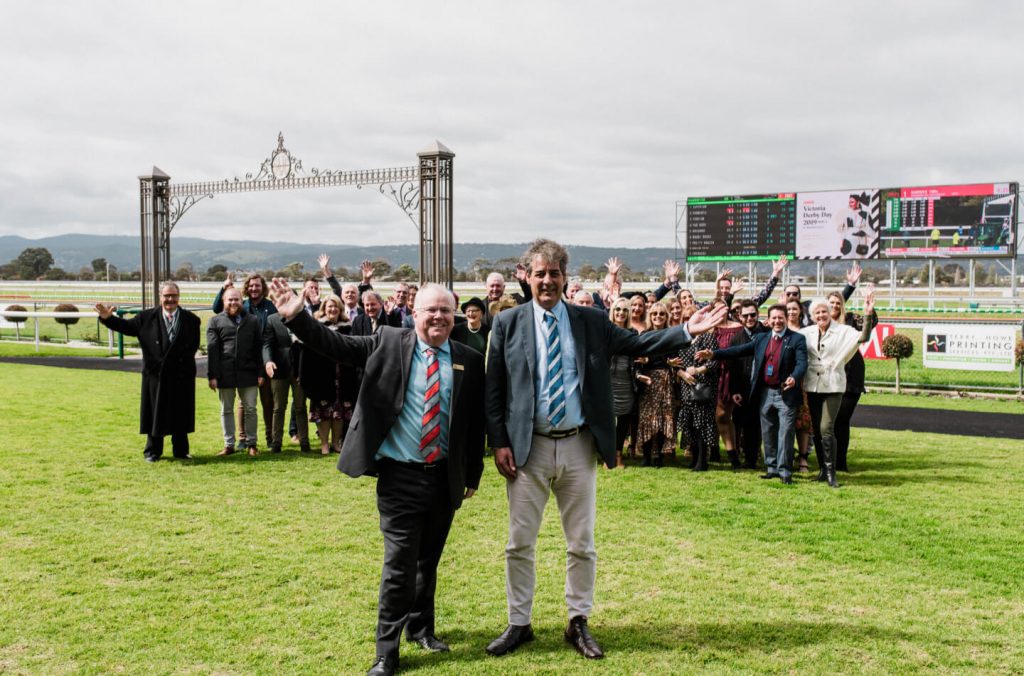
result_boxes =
[485,301,695,469]
[284,311,485,510]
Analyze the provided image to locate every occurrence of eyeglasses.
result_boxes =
[740,312,757,318]
[613,308,628,313]
[416,306,454,316]
[785,291,800,297]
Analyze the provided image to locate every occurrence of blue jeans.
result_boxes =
[759,387,797,478]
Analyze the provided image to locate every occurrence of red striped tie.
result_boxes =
[420,348,442,463]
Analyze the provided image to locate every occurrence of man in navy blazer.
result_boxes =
[270,279,485,676]
[699,303,807,483]
[485,239,727,659]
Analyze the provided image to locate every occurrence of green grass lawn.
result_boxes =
[0,342,135,358]
[1,364,1023,673]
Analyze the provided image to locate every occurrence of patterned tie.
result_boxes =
[166,313,176,342]
[419,347,442,463]
[544,311,566,427]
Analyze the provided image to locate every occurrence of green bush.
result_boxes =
[54,303,80,343]
[3,303,27,340]
[882,333,915,393]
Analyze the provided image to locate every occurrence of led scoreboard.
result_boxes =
[686,193,796,261]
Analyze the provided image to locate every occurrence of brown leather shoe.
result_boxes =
[565,616,604,659]
[216,446,234,456]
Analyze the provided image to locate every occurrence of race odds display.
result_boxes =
[879,183,1017,258]
[685,194,796,261]
[686,182,1018,261]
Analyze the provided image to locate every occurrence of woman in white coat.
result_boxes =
[799,288,875,488]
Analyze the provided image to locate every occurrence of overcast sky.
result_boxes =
[1,1,1022,249]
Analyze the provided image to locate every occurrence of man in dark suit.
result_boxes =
[485,239,726,660]
[698,304,808,484]
[352,290,402,336]
[263,313,310,453]
[729,300,769,469]
[95,281,200,462]
[270,279,485,676]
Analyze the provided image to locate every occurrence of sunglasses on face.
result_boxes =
[740,312,757,318]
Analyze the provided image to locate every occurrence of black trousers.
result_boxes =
[833,392,861,471]
[375,460,454,659]
[143,433,189,459]
[732,400,762,468]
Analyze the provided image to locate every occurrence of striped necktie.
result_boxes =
[419,347,442,463]
[165,313,176,342]
[544,311,566,427]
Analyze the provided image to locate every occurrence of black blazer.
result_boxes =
[285,312,485,510]
[727,323,769,397]
[486,301,697,469]
[262,314,295,380]
[100,307,200,436]
[207,311,263,388]
[351,310,401,336]
[713,329,808,408]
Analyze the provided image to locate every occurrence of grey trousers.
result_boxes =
[219,386,258,448]
[505,430,598,625]
[760,387,797,478]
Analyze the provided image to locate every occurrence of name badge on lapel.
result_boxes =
[453,363,464,371]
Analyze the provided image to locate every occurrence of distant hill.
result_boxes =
[0,234,686,275]
[2,233,1018,278]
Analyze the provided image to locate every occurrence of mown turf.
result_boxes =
[0,342,132,358]
[0,364,1022,673]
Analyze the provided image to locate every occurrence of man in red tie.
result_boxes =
[269,279,485,676]
[697,304,808,483]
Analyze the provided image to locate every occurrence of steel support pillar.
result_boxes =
[138,167,171,309]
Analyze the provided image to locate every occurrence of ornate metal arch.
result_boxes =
[139,133,453,308]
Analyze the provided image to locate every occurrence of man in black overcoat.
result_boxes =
[95,281,201,462]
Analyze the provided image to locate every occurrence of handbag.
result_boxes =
[690,382,715,403]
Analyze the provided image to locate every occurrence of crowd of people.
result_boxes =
[97,251,876,487]
[95,242,877,675]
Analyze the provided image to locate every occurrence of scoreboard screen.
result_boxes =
[685,193,796,261]
[880,182,1018,258]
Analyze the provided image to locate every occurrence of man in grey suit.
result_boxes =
[270,279,485,676]
[484,239,727,660]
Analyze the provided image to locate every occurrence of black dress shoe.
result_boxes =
[366,654,398,676]
[173,454,194,460]
[780,475,794,485]
[565,615,604,659]
[486,624,534,656]
[410,634,449,652]
[759,473,779,479]
[144,455,159,463]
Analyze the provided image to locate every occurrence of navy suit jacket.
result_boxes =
[486,301,695,469]
[713,328,808,408]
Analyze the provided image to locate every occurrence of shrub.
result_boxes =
[1015,339,1023,368]
[54,303,80,343]
[882,333,915,393]
[3,304,27,340]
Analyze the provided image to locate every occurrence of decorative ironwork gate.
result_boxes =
[138,133,454,308]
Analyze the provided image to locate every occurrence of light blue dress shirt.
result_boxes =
[531,300,584,433]
[376,339,453,463]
